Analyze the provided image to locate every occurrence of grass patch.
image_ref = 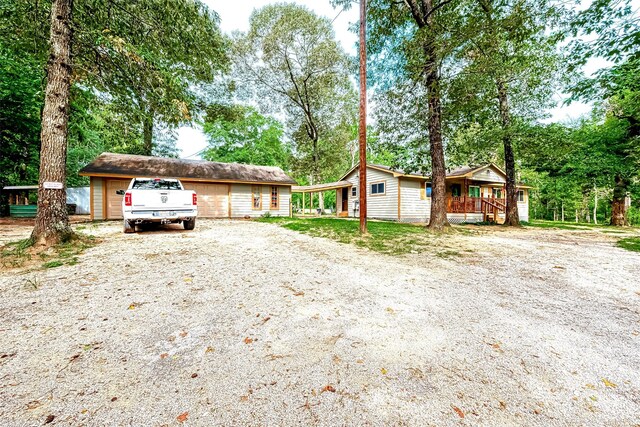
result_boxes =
[258,216,470,256]
[1,233,98,270]
[43,260,64,268]
[617,237,640,252]
[524,220,592,230]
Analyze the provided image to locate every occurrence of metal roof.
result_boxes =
[2,185,39,190]
[292,181,353,193]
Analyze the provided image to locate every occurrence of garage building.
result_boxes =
[80,153,296,220]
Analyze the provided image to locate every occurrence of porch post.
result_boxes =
[302,191,306,215]
[310,192,314,214]
[463,178,467,221]
[336,189,339,217]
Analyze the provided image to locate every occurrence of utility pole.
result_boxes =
[358,0,368,234]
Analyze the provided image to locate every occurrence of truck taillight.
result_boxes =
[124,192,132,206]
[192,193,198,205]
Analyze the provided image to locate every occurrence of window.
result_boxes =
[517,190,525,202]
[252,185,262,210]
[371,182,385,195]
[451,184,462,197]
[422,183,432,199]
[468,186,480,198]
[492,188,503,199]
[351,186,357,197]
[270,186,279,209]
[132,179,181,190]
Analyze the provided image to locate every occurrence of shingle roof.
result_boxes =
[79,153,297,185]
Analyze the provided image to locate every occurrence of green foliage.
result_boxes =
[0,44,43,214]
[202,105,291,169]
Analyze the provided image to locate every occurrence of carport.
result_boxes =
[291,181,353,217]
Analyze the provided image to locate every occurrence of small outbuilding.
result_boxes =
[79,153,296,220]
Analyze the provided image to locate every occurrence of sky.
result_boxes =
[174,0,616,159]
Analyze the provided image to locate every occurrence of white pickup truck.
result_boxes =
[118,178,197,233]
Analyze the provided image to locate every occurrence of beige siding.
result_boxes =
[471,166,506,183]
[230,184,290,218]
[92,177,104,220]
[345,167,398,220]
[399,179,430,223]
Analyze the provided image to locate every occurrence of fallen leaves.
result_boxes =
[243,337,254,344]
[205,346,214,354]
[380,367,388,375]
[385,307,395,314]
[160,353,169,359]
[321,385,336,393]
[183,277,193,283]
[191,373,198,378]
[44,414,55,424]
[602,378,617,388]
[452,405,465,418]
[26,401,42,410]
[176,412,189,423]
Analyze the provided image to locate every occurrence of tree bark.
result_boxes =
[496,79,519,226]
[422,1,448,230]
[593,184,598,225]
[611,174,629,226]
[31,0,74,246]
[359,0,368,234]
[143,113,154,156]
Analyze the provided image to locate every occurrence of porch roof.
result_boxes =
[292,180,353,193]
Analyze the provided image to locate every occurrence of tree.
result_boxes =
[448,0,563,226]
[358,0,464,230]
[232,4,356,194]
[74,0,228,155]
[202,104,291,170]
[31,0,74,245]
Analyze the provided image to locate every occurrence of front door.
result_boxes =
[341,187,349,212]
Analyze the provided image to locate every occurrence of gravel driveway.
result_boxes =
[1,219,639,426]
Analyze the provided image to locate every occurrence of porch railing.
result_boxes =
[447,196,505,214]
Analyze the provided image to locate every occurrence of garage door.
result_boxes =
[182,183,229,217]
[106,179,130,219]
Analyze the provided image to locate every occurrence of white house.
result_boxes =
[324,163,531,224]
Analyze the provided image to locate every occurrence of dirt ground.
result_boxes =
[0,219,639,426]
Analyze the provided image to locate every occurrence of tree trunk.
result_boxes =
[561,201,565,222]
[611,174,629,226]
[31,0,74,246]
[423,39,448,230]
[496,79,519,226]
[143,113,154,156]
[593,184,598,225]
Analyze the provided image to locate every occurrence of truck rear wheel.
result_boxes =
[183,218,196,230]
[124,219,135,233]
